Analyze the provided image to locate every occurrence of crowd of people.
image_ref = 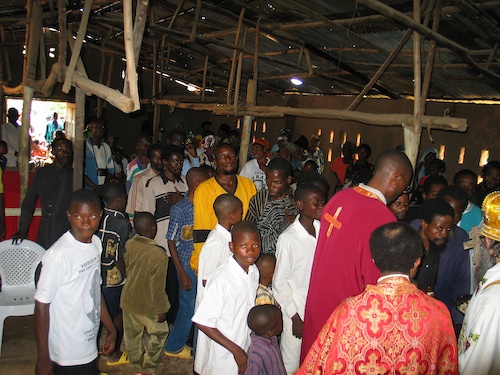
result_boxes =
[3,115,500,375]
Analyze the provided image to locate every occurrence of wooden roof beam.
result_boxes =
[356,0,500,83]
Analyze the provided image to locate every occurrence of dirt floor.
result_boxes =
[0,316,194,375]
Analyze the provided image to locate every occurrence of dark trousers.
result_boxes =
[53,358,98,375]
[166,257,179,323]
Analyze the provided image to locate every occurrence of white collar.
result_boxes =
[358,183,387,204]
[377,273,410,283]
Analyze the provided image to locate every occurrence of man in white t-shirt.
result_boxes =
[35,189,116,374]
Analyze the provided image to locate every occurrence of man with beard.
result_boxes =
[140,145,188,322]
[436,187,471,332]
[190,143,256,273]
[11,138,73,249]
[410,199,454,295]
[245,158,298,254]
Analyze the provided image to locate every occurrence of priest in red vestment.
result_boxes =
[301,150,413,360]
[297,222,458,375]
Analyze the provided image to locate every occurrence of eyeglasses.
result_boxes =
[399,174,412,194]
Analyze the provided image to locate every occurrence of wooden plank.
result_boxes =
[227,8,246,105]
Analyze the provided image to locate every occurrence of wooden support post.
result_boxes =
[169,0,186,29]
[102,54,115,111]
[233,27,247,112]
[297,46,304,69]
[202,55,209,102]
[253,18,260,80]
[239,79,257,171]
[73,87,85,190]
[62,0,92,93]
[19,86,34,203]
[421,0,441,115]
[405,0,423,170]
[57,0,66,82]
[190,0,202,42]
[122,0,141,111]
[152,40,157,97]
[1,26,12,83]
[39,28,46,80]
[304,49,313,75]
[26,0,41,82]
[227,8,246,105]
[124,0,149,97]
[97,51,106,117]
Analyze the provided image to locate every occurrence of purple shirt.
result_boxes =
[244,333,286,375]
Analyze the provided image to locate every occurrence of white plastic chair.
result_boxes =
[0,239,45,356]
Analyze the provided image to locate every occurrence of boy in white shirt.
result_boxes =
[196,194,243,309]
[35,189,116,375]
[273,183,325,374]
[192,221,260,375]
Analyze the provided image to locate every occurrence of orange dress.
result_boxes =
[297,276,458,375]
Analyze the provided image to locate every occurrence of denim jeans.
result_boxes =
[164,267,197,353]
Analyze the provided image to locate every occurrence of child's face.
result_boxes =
[298,190,325,221]
[258,262,275,286]
[230,231,261,272]
[67,202,102,243]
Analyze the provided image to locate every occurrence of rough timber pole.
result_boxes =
[73,87,85,190]
[239,79,257,171]
[20,87,34,203]
[404,0,423,170]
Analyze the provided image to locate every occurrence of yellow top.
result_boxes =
[190,175,256,272]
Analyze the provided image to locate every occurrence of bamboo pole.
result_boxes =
[122,0,141,111]
[202,55,209,102]
[421,0,441,114]
[57,0,66,82]
[62,0,92,93]
[73,87,85,190]
[227,8,246,105]
[190,0,202,42]
[239,79,257,171]
[153,99,467,132]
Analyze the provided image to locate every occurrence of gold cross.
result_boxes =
[324,206,343,237]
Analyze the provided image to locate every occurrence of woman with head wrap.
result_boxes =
[308,134,324,173]
[240,138,270,191]
[197,134,218,169]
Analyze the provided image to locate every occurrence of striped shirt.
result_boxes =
[245,190,298,255]
[245,333,286,375]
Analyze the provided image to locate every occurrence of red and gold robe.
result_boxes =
[297,276,458,375]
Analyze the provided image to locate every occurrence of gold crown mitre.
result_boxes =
[482,191,500,242]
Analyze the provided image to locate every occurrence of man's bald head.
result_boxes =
[370,150,413,204]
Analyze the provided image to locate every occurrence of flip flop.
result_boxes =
[106,351,129,366]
